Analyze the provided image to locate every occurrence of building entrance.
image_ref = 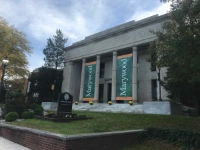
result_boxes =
[99,84,104,103]
[107,83,112,102]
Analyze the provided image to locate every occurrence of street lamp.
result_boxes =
[157,67,162,101]
[0,57,9,102]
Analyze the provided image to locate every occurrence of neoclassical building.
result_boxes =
[62,14,169,103]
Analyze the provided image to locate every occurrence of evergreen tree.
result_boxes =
[43,29,67,69]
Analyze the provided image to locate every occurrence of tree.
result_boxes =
[43,29,67,69]
[148,0,200,114]
[27,67,63,103]
[0,17,32,78]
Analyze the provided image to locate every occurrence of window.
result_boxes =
[100,63,105,78]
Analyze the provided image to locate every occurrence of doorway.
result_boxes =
[107,83,112,102]
[99,84,104,103]
[151,79,157,101]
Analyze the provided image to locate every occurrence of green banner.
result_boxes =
[83,63,96,100]
[116,55,132,98]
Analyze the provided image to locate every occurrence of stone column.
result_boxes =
[79,58,86,102]
[132,46,138,102]
[94,55,100,102]
[62,61,73,93]
[111,51,117,102]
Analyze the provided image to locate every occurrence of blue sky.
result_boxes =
[0,0,170,72]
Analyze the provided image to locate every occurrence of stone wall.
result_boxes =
[0,123,143,150]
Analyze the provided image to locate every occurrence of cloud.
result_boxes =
[0,0,172,71]
[127,2,171,21]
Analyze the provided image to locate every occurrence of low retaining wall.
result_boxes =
[143,101,183,115]
[0,123,143,150]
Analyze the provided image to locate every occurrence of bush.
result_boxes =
[22,111,34,119]
[5,112,19,122]
[4,99,25,118]
[30,103,44,111]
[34,108,43,116]
[138,127,200,149]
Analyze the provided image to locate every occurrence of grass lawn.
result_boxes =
[8,111,200,135]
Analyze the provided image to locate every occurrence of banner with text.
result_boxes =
[83,61,96,101]
[116,54,132,100]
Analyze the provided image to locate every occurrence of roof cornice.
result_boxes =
[65,13,169,51]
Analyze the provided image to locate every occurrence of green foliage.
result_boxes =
[30,103,44,116]
[148,0,200,102]
[138,127,200,149]
[4,99,25,117]
[30,103,44,111]
[22,111,34,119]
[5,112,19,122]
[43,29,67,69]
[27,67,63,102]
[0,16,32,78]
[34,108,43,116]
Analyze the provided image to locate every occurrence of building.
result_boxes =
[62,14,170,103]
[27,67,63,103]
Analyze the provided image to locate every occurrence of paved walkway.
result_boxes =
[0,137,30,150]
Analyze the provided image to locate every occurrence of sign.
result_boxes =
[57,92,73,115]
[83,61,96,101]
[116,54,132,100]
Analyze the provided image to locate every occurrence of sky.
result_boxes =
[0,0,171,72]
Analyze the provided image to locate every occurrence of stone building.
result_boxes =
[62,14,170,103]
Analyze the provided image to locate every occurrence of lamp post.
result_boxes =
[157,67,162,101]
[0,57,9,102]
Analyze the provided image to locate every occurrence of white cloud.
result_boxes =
[127,2,171,22]
[0,0,172,72]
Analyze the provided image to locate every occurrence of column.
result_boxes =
[62,61,73,93]
[79,58,86,102]
[111,51,117,102]
[132,46,138,102]
[94,55,100,102]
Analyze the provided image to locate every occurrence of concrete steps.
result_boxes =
[72,103,144,114]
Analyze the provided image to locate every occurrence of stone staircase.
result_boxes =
[72,103,144,114]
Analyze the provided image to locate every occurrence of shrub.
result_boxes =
[22,111,34,119]
[137,127,200,149]
[5,112,19,122]
[4,99,25,118]
[30,103,44,111]
[34,108,43,116]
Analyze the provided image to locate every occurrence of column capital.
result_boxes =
[82,58,86,62]
[132,46,137,52]
[97,55,100,59]
[66,61,73,66]
[113,51,117,55]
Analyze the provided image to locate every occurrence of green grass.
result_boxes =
[8,111,200,135]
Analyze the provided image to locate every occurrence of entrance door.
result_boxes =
[99,84,104,103]
[151,79,157,101]
[107,83,112,102]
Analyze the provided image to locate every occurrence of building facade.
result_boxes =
[62,14,169,103]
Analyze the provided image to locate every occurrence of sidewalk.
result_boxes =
[0,137,30,150]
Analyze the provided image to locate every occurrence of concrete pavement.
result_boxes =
[0,137,30,150]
